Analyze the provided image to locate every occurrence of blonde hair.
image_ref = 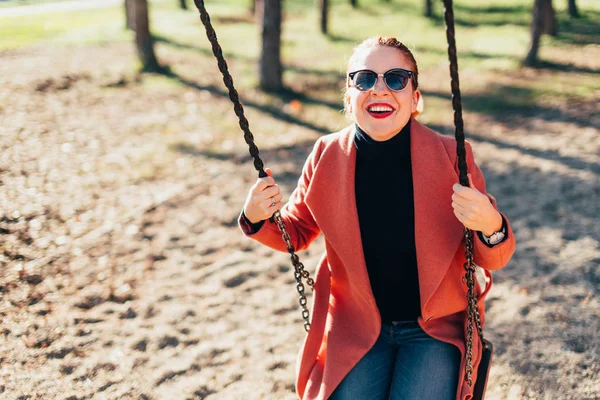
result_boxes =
[343,36,423,120]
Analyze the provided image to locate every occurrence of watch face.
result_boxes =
[490,232,505,244]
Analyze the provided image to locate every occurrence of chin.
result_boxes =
[368,123,404,138]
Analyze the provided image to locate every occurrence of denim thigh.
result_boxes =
[328,321,461,400]
[328,326,396,400]
[388,321,461,400]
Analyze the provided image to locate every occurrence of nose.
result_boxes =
[371,75,388,95]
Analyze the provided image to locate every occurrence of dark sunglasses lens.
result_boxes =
[385,72,409,91]
[353,71,377,91]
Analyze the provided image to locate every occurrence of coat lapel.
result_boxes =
[305,117,464,318]
[410,119,465,314]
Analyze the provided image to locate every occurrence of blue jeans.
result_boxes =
[329,320,461,400]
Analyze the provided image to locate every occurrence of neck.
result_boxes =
[353,118,412,160]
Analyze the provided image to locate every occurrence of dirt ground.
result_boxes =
[1,43,599,400]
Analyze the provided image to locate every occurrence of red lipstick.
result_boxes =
[366,102,395,119]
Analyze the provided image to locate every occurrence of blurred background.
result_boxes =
[0,0,598,399]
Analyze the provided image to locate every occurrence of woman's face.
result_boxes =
[345,46,421,141]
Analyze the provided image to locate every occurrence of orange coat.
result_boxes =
[238,117,516,400]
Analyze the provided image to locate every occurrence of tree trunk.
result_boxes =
[541,0,557,36]
[350,0,357,8]
[125,0,135,30]
[179,0,187,10]
[425,0,433,17]
[259,0,282,91]
[567,0,579,18]
[320,0,329,35]
[250,0,256,15]
[524,0,544,66]
[133,0,161,72]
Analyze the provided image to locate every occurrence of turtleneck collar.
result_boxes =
[353,118,411,161]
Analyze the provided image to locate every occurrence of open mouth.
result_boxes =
[366,105,395,119]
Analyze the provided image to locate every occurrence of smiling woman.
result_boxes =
[239,35,516,400]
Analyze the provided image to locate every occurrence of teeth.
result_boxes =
[368,106,393,112]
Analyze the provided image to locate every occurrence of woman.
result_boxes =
[238,37,516,400]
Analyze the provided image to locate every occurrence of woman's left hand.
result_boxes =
[452,174,503,236]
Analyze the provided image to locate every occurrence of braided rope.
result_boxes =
[442,0,489,389]
[193,0,266,177]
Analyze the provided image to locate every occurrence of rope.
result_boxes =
[193,0,267,179]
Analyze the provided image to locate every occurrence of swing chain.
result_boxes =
[462,227,486,388]
[193,0,315,332]
[274,210,315,332]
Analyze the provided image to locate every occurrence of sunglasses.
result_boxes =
[347,68,414,92]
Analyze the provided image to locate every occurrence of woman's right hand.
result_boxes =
[243,167,283,224]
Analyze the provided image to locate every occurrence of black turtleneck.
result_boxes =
[353,118,421,323]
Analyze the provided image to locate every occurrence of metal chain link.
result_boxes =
[461,227,487,387]
[193,0,315,332]
[274,211,315,331]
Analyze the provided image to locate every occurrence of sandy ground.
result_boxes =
[0,43,599,400]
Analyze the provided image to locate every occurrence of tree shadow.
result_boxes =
[154,34,344,79]
[324,33,356,44]
[285,65,343,79]
[154,35,255,62]
[212,14,255,25]
[426,123,600,175]
[453,4,533,15]
[425,85,600,132]
[421,3,531,28]
[416,44,518,61]
[418,43,599,74]
[170,138,318,166]
[155,68,335,134]
[554,11,600,46]
[531,60,600,75]
[276,87,342,111]
[169,137,322,202]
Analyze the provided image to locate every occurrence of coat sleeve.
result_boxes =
[464,140,517,271]
[237,137,323,253]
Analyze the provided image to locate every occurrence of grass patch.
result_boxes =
[0,6,126,50]
[0,0,76,8]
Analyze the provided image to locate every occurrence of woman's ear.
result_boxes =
[412,89,422,111]
[345,93,352,113]
[411,89,423,119]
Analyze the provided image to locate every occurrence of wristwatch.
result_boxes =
[480,217,507,245]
